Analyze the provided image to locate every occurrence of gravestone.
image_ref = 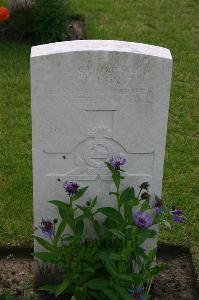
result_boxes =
[31,40,172,250]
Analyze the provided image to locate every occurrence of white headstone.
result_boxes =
[31,40,172,249]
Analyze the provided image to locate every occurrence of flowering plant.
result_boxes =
[33,156,184,299]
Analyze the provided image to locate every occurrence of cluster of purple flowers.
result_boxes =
[135,211,153,228]
[109,155,126,170]
[128,287,146,300]
[36,153,186,300]
[63,181,79,196]
[169,207,184,222]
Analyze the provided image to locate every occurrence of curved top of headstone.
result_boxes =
[31,40,172,60]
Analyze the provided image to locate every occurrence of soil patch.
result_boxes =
[153,245,199,299]
[0,245,198,299]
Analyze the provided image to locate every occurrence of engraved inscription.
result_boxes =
[44,125,155,181]
[67,126,117,176]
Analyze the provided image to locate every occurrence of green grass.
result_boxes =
[0,41,32,248]
[0,0,6,5]
[0,0,199,272]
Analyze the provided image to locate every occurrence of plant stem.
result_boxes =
[137,188,142,199]
[117,186,120,212]
[70,196,72,208]
[53,223,56,240]
[146,278,153,294]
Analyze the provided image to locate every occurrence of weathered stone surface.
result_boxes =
[31,40,172,250]
[8,0,34,11]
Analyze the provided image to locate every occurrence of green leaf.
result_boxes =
[109,192,119,196]
[113,285,130,300]
[81,263,95,274]
[109,252,122,261]
[38,284,57,294]
[105,162,115,173]
[61,235,74,242]
[77,206,101,236]
[115,273,136,282]
[103,217,117,230]
[140,200,151,211]
[32,252,59,263]
[49,200,69,218]
[115,273,142,285]
[136,228,156,246]
[124,198,139,222]
[38,280,70,297]
[153,213,162,224]
[97,207,124,226]
[76,206,91,218]
[74,286,87,300]
[120,187,135,207]
[55,219,67,244]
[75,218,84,236]
[90,196,98,209]
[112,170,121,190]
[76,205,87,212]
[85,279,109,290]
[105,162,124,190]
[49,200,75,231]
[144,263,166,280]
[55,279,70,297]
[103,289,119,300]
[71,186,88,201]
[99,252,117,276]
[33,235,54,251]
[89,291,102,299]
[135,247,147,261]
[92,219,102,237]
[146,249,157,266]
[108,229,126,240]
[140,248,157,273]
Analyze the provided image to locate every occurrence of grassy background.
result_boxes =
[0,42,32,248]
[0,0,199,270]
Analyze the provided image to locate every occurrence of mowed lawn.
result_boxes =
[0,0,199,270]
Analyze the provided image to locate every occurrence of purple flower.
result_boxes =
[173,215,184,222]
[63,181,79,196]
[169,207,185,222]
[39,218,55,238]
[170,207,183,216]
[109,155,126,170]
[153,198,164,215]
[135,211,153,228]
[128,287,146,299]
